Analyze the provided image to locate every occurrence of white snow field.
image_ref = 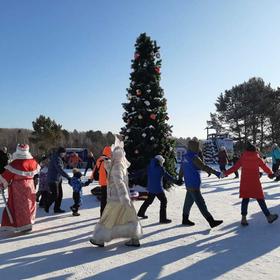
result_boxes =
[1,170,280,280]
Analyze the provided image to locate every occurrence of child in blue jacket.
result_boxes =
[69,169,90,216]
[137,155,178,224]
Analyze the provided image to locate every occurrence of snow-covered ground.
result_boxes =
[1,170,280,280]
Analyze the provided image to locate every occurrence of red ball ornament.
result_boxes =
[154,67,160,74]
[150,113,157,120]
[136,89,142,96]
[134,52,140,60]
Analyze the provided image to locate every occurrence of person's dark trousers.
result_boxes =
[100,186,107,216]
[47,181,63,211]
[138,192,168,221]
[241,198,270,217]
[183,189,213,221]
[72,192,81,213]
[219,164,226,172]
[39,191,49,208]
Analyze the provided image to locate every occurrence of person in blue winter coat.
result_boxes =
[178,139,223,228]
[69,169,90,216]
[137,155,178,224]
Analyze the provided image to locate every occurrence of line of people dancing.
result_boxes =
[0,139,279,247]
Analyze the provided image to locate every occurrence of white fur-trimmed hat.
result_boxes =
[12,144,33,160]
[155,155,165,166]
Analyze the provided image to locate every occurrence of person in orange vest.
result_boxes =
[90,146,112,216]
[68,152,82,169]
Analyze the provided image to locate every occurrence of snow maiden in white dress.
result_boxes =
[90,138,142,247]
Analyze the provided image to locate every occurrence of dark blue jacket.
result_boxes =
[147,158,177,194]
[70,177,85,193]
[47,153,70,183]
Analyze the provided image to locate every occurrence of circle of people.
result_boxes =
[0,139,280,248]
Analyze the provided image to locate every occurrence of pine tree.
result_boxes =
[30,115,63,153]
[121,33,176,186]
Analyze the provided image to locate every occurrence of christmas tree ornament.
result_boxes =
[142,133,146,138]
[143,62,147,67]
[134,52,140,59]
[132,107,135,111]
[154,67,160,74]
[149,125,155,129]
[144,100,150,106]
[134,149,139,154]
[155,52,160,58]
[125,136,129,140]
[127,128,131,132]
[150,136,155,141]
[138,115,143,119]
[150,113,157,120]
[147,89,151,93]
[136,89,142,96]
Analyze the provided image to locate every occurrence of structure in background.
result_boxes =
[65,148,88,169]
[203,132,233,164]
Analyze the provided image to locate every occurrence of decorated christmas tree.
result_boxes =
[121,33,176,187]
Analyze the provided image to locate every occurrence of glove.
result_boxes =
[214,171,221,179]
[84,180,91,186]
[177,178,184,186]
[120,195,132,208]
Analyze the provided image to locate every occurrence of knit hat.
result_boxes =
[73,168,82,178]
[155,155,165,166]
[57,147,66,154]
[272,143,278,149]
[12,144,33,160]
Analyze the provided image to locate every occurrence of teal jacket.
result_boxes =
[272,147,280,164]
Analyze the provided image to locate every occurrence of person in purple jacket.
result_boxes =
[137,155,178,224]
[178,139,223,228]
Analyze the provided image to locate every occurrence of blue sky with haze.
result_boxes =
[1,0,279,139]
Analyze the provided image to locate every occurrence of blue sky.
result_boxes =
[1,0,280,139]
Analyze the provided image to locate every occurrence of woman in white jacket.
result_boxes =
[90,139,142,247]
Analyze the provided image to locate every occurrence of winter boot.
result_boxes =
[241,215,249,226]
[206,216,223,228]
[125,238,140,247]
[267,214,278,224]
[72,212,80,216]
[159,218,172,224]
[89,238,104,247]
[182,215,195,226]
